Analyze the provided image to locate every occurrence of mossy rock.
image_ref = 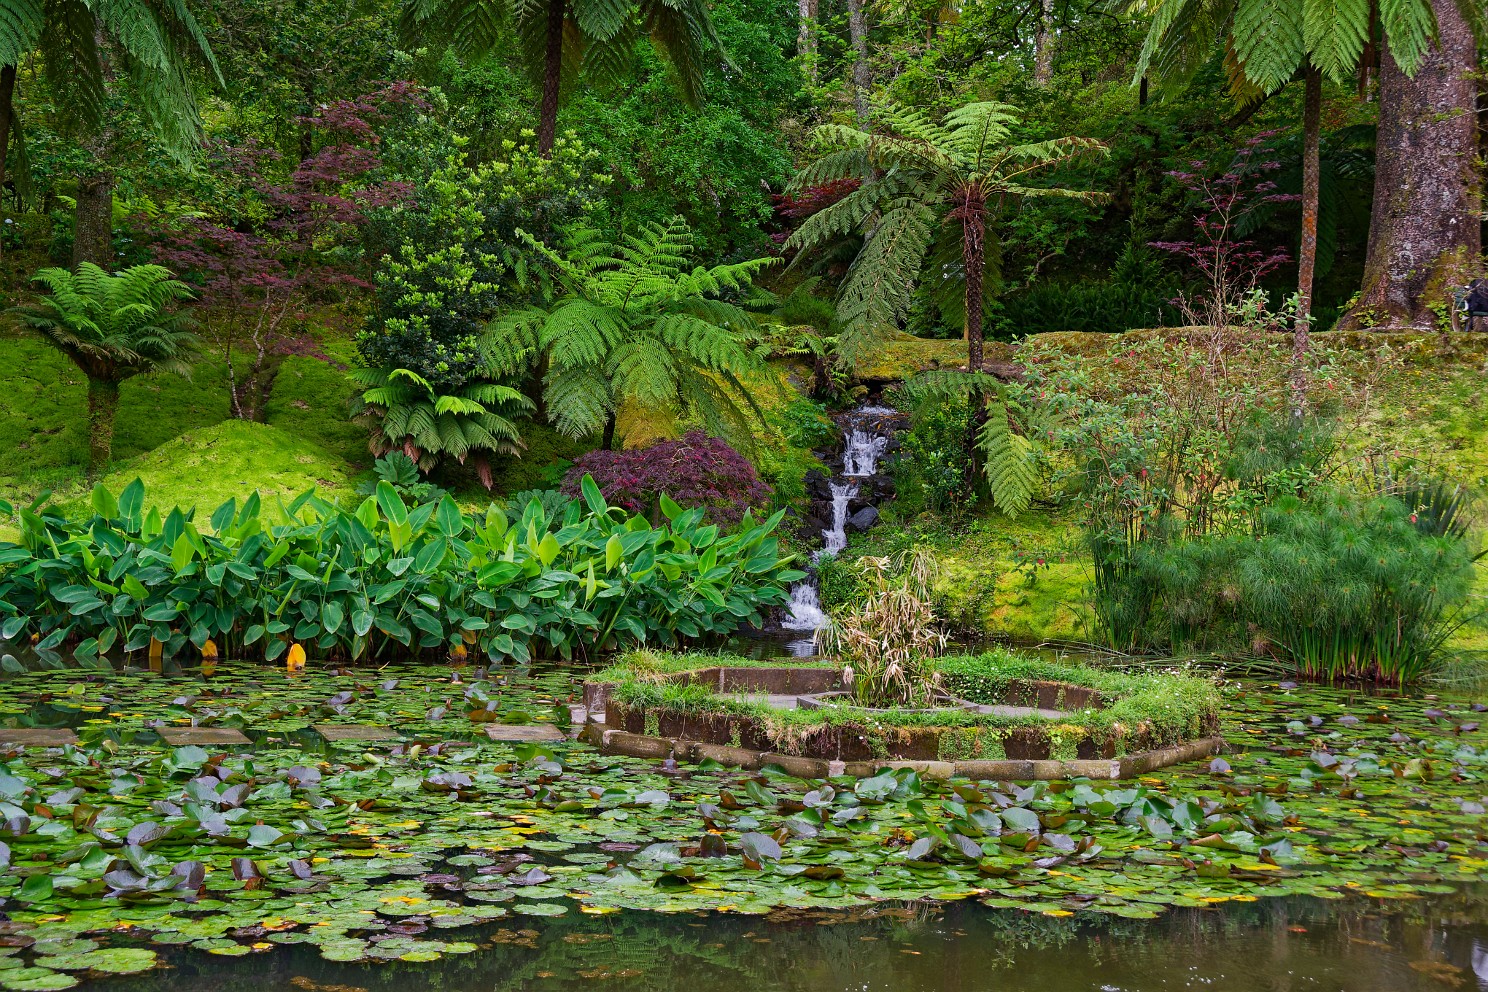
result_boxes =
[82,421,357,519]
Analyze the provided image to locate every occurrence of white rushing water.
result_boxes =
[779,405,897,642]
[780,582,829,631]
[820,480,858,556]
[841,429,889,477]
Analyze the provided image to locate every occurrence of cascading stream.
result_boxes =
[781,404,900,649]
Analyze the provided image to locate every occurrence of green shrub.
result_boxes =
[0,477,804,665]
[1097,490,1477,684]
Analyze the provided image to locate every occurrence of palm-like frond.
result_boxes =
[354,364,534,475]
[483,215,772,446]
[10,263,199,380]
[787,99,1107,369]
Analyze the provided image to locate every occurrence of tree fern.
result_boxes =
[485,216,774,450]
[10,262,199,472]
[352,366,534,485]
[786,100,1106,372]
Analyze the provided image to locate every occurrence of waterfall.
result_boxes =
[778,403,901,646]
[841,430,888,477]
[820,480,858,556]
[781,583,828,631]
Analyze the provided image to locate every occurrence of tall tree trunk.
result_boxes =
[1292,65,1321,418]
[961,189,987,372]
[85,376,120,476]
[537,0,567,157]
[845,0,872,124]
[1032,0,1055,85]
[0,64,16,207]
[1339,0,1481,332]
[797,0,818,82]
[72,171,114,268]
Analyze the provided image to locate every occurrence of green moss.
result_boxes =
[0,328,231,503]
[263,356,368,470]
[74,421,357,520]
[485,421,596,496]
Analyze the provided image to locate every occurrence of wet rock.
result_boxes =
[847,506,879,531]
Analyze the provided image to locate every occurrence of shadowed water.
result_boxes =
[91,893,1488,991]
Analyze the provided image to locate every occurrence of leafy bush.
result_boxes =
[1101,490,1475,684]
[0,477,803,665]
[562,432,771,528]
[886,392,978,520]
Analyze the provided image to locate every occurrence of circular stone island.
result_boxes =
[581,650,1224,780]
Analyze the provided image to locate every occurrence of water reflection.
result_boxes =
[91,891,1488,992]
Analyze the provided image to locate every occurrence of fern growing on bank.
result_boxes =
[351,367,533,487]
[486,216,774,450]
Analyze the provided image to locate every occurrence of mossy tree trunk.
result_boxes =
[73,171,114,269]
[845,0,871,124]
[1339,0,1481,332]
[85,376,120,477]
[958,185,988,373]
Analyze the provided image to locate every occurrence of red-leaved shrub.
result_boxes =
[562,432,771,528]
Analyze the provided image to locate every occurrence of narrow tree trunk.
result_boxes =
[85,376,120,476]
[797,0,818,83]
[536,0,567,158]
[845,0,872,125]
[0,65,16,206]
[1340,0,1481,332]
[1138,75,1148,107]
[72,171,114,268]
[1292,65,1321,417]
[1032,0,1055,86]
[961,189,987,372]
[601,410,618,451]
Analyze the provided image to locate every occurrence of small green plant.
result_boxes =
[357,453,450,505]
[819,548,948,707]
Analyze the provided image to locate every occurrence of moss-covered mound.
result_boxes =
[589,649,1221,765]
[84,420,357,518]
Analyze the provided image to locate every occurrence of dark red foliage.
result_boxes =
[563,432,772,528]
[139,83,422,419]
[771,179,860,221]
[1149,133,1298,296]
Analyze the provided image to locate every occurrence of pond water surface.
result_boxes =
[96,893,1488,991]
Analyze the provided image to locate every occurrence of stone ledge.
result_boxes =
[583,723,1224,780]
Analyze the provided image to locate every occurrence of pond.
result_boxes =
[0,650,1482,992]
[91,894,1488,991]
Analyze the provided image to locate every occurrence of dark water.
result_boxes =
[90,893,1488,992]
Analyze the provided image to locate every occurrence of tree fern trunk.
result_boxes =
[961,188,987,372]
[537,0,567,158]
[601,410,618,451]
[846,0,871,124]
[0,65,15,210]
[1341,0,1481,332]
[86,377,120,477]
[1292,64,1320,419]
